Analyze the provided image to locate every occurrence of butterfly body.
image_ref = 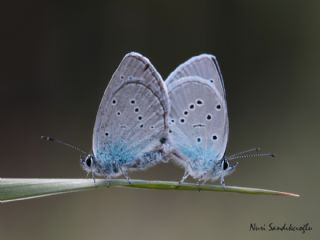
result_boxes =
[166,54,236,184]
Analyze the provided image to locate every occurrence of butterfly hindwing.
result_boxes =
[166,54,228,178]
[93,52,169,175]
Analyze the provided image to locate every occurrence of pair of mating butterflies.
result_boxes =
[44,52,272,185]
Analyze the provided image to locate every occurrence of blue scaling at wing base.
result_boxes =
[95,139,138,167]
[176,143,219,172]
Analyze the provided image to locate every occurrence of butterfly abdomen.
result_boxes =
[125,149,165,170]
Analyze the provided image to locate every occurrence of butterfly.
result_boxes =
[166,54,273,185]
[43,52,170,181]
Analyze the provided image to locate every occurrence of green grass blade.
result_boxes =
[0,178,300,203]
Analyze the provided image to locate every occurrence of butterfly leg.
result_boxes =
[92,171,96,184]
[104,175,111,187]
[86,171,96,183]
[120,168,131,184]
[125,175,132,185]
[197,179,202,192]
[220,176,226,188]
[179,171,190,184]
[197,174,210,191]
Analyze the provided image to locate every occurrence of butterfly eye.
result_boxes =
[86,157,92,168]
[223,160,228,170]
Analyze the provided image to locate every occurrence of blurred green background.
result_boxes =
[1,1,319,239]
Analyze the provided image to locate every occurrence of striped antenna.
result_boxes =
[41,136,87,155]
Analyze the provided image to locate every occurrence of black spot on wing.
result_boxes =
[160,137,167,144]
[196,99,203,105]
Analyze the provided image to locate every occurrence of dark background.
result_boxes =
[1,1,319,239]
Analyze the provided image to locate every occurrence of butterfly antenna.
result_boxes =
[227,152,275,161]
[41,136,87,155]
[228,147,261,158]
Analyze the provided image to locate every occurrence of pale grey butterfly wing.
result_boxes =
[166,55,228,180]
[93,52,169,176]
[166,54,226,98]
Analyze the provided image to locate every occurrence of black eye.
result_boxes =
[223,160,228,170]
[86,157,92,167]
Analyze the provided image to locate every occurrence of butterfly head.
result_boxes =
[220,158,238,177]
[80,154,97,174]
[80,154,122,177]
[210,157,238,183]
